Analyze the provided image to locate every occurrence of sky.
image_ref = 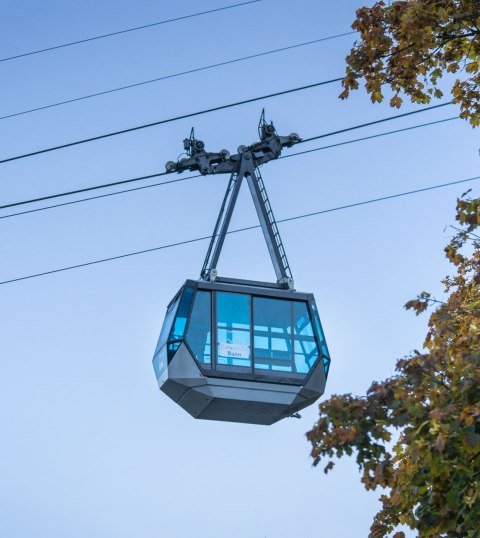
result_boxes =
[0,1,479,537]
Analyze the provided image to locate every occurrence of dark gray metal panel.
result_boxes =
[177,387,212,418]
[195,382,298,406]
[161,379,189,403]
[195,279,312,301]
[167,343,207,386]
[203,375,300,393]
[159,343,207,402]
[299,359,326,401]
[158,345,312,424]
[198,398,290,426]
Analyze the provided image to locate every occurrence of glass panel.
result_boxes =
[154,295,180,357]
[293,302,319,374]
[217,292,250,330]
[167,341,181,361]
[323,357,331,377]
[169,287,194,342]
[311,301,331,377]
[152,344,168,379]
[311,302,327,344]
[217,292,251,368]
[254,297,293,372]
[186,291,212,367]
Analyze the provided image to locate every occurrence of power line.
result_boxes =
[1,174,477,286]
[0,1,263,63]
[1,32,355,121]
[0,115,459,219]
[0,79,343,165]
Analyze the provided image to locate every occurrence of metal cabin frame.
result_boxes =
[152,112,331,425]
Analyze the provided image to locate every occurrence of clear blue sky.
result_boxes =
[0,1,478,537]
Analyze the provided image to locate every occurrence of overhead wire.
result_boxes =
[0,115,459,219]
[0,174,202,219]
[299,102,453,144]
[0,32,356,121]
[1,174,478,286]
[0,79,343,164]
[0,171,171,210]
[0,88,453,165]
[0,0,263,63]
[280,116,458,160]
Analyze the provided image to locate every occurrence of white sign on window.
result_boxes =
[219,343,250,359]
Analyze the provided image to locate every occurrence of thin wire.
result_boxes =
[0,1,263,63]
[0,171,169,210]
[300,101,453,144]
[0,175,203,218]
[0,116,459,214]
[0,115,459,219]
[1,174,478,286]
[0,79,344,165]
[280,116,458,160]
[0,32,355,121]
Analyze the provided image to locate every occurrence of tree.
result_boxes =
[340,0,480,126]
[307,195,480,536]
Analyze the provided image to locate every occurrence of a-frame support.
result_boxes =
[164,112,301,290]
[200,152,293,289]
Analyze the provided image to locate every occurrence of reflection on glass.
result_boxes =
[154,296,180,357]
[170,287,194,341]
[186,291,212,366]
[293,302,319,374]
[310,302,330,377]
[217,292,251,368]
[152,345,168,379]
[254,297,292,372]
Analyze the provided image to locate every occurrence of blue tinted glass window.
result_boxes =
[310,302,330,375]
[323,357,331,377]
[254,297,293,372]
[217,292,251,368]
[186,291,212,367]
[293,302,319,374]
[311,303,327,344]
[169,287,194,341]
[154,296,180,357]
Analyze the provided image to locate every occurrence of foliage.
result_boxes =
[307,196,480,537]
[341,0,480,126]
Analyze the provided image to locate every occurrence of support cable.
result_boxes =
[1,174,478,286]
[0,32,355,121]
[0,79,343,165]
[0,94,453,165]
[0,115,459,216]
[0,1,263,63]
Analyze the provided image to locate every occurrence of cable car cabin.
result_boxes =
[152,114,331,425]
[152,279,330,425]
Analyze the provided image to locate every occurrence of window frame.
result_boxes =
[177,280,329,386]
[185,289,213,369]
